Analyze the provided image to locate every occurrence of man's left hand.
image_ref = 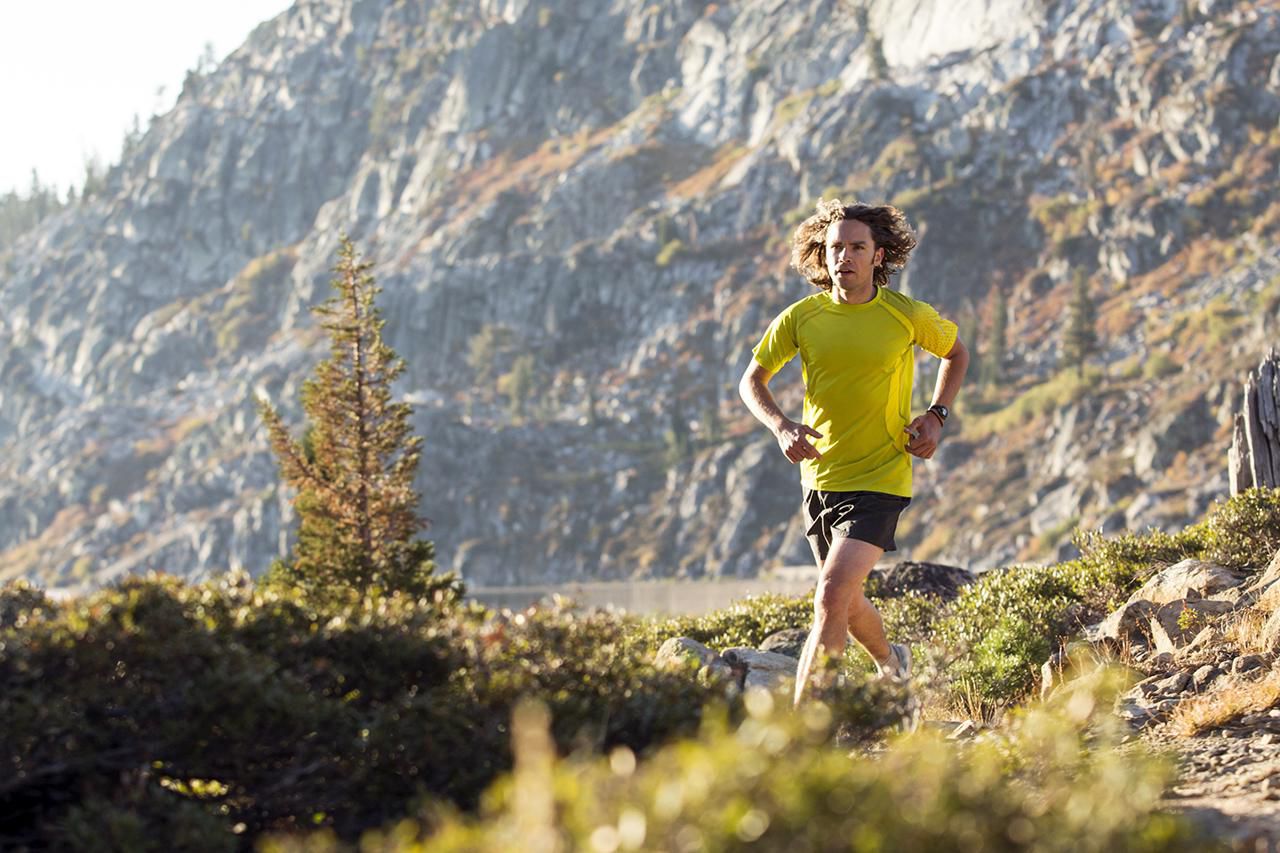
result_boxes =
[904,412,942,459]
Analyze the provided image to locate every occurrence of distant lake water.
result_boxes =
[468,577,818,616]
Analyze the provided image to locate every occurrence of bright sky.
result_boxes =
[0,1,294,197]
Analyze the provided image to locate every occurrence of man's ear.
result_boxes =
[874,247,884,267]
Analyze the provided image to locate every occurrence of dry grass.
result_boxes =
[666,144,748,199]
[1223,607,1272,656]
[948,676,1008,727]
[1169,668,1280,737]
[0,506,91,584]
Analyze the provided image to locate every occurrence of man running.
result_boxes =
[738,199,969,705]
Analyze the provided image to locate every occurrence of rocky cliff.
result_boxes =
[2,0,1278,589]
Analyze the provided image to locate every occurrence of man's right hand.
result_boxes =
[774,420,824,463]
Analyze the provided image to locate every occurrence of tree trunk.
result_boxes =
[1230,348,1280,494]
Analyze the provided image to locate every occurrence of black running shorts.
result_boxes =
[803,488,911,565]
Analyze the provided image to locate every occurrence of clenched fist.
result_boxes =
[904,412,943,459]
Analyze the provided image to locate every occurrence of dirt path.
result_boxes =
[1159,729,1280,849]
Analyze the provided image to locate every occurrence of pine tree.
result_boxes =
[259,236,457,603]
[1062,269,1099,377]
[499,354,535,422]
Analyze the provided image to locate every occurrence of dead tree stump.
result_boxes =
[1230,348,1280,494]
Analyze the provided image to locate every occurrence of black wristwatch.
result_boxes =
[926,404,949,426]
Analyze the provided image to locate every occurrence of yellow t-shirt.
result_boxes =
[751,287,958,497]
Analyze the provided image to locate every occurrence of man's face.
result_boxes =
[824,219,883,291]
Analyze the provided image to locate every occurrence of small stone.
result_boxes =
[1134,671,1164,693]
[1258,733,1276,746]
[1153,670,1191,696]
[1192,664,1220,691]
[1269,709,1280,718]
[1234,654,1265,674]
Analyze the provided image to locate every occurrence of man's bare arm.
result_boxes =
[904,338,970,459]
[738,361,824,463]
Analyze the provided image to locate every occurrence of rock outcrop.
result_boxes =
[1048,548,1280,728]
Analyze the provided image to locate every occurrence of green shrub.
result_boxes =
[934,564,1082,702]
[305,676,1203,853]
[1143,351,1180,379]
[634,592,813,654]
[878,590,943,648]
[929,517,1224,708]
[0,575,725,848]
[654,238,683,267]
[1200,487,1280,569]
[56,787,237,853]
[0,579,51,629]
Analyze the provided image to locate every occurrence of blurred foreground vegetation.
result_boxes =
[4,487,1277,850]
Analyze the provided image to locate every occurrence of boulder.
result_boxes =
[1192,664,1220,691]
[759,628,808,659]
[1084,599,1155,646]
[1151,670,1191,696]
[867,561,976,602]
[722,647,800,674]
[655,637,718,670]
[657,639,805,692]
[743,668,792,691]
[1127,558,1248,607]
[1247,547,1280,610]
[1233,654,1267,674]
[1149,598,1237,656]
[722,647,799,691]
[1262,608,1280,653]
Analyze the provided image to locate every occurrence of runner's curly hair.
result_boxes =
[790,198,918,290]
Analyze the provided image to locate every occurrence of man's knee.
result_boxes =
[814,565,861,618]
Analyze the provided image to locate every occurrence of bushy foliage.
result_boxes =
[1072,526,1206,596]
[0,575,725,849]
[278,676,1204,853]
[934,564,1084,702]
[0,579,51,629]
[633,592,813,653]
[1199,487,1280,569]
[877,590,944,647]
[930,489,1280,706]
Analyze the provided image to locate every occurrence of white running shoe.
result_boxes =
[881,643,912,680]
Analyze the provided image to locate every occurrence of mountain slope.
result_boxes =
[2,0,1278,589]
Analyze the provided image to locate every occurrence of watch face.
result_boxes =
[932,405,949,419]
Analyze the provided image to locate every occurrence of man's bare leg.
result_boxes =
[847,589,891,667]
[793,537,884,706]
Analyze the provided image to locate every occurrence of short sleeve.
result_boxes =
[909,298,958,358]
[751,307,799,374]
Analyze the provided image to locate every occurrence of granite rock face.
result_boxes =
[2,0,1279,590]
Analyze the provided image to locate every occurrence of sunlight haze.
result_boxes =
[0,0,293,197]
